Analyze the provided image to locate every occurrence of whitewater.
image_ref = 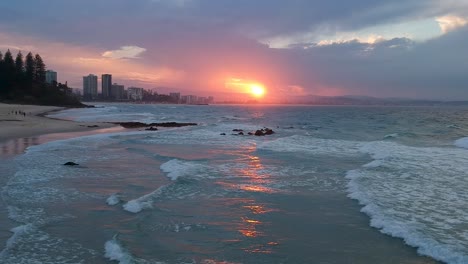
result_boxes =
[1,103,468,263]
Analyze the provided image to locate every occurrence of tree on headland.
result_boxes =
[0,51,3,93]
[25,52,35,82]
[14,51,26,94]
[3,50,14,69]
[34,54,45,83]
[15,51,24,74]
[2,50,15,96]
[0,49,84,106]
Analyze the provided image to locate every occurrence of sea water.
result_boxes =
[1,104,468,263]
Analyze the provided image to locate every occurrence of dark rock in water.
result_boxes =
[254,130,264,136]
[238,132,244,135]
[220,133,226,135]
[64,162,79,166]
[145,126,158,131]
[233,129,243,132]
[252,128,275,136]
[111,121,197,128]
[155,122,197,128]
[87,125,99,128]
[248,132,254,135]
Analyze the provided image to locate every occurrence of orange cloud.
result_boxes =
[436,15,468,33]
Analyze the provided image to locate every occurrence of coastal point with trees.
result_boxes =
[0,49,83,106]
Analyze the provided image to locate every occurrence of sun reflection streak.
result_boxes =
[216,145,274,193]
[213,146,283,254]
[214,198,281,254]
[238,217,263,238]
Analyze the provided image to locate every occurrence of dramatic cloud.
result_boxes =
[436,15,468,33]
[102,46,147,59]
[0,0,467,100]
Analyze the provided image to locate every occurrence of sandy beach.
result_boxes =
[0,103,116,144]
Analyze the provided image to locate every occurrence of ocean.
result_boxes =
[1,103,468,264]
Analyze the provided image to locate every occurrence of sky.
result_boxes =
[0,0,467,102]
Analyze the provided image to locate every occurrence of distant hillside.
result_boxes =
[288,95,468,106]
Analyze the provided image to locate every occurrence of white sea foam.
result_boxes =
[104,236,134,264]
[0,223,97,263]
[160,159,211,181]
[123,159,216,213]
[123,199,153,213]
[383,133,399,139]
[348,140,468,263]
[104,236,165,264]
[258,135,468,262]
[106,193,122,206]
[0,224,34,258]
[454,137,468,149]
[123,185,168,213]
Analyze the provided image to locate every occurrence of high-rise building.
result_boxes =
[83,74,98,99]
[111,83,125,100]
[198,97,207,104]
[186,95,198,104]
[45,70,57,84]
[102,74,112,98]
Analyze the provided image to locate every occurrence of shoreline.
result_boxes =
[0,103,446,263]
[0,103,119,151]
[0,103,124,251]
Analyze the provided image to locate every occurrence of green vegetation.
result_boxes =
[0,49,85,106]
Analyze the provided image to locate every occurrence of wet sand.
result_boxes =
[0,103,116,144]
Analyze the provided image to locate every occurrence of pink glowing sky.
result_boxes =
[1,0,468,101]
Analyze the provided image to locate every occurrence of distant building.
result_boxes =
[186,95,198,104]
[169,92,181,103]
[45,70,57,84]
[208,96,214,104]
[83,74,98,99]
[127,87,144,101]
[180,95,187,104]
[111,83,125,100]
[102,74,112,98]
[198,97,207,104]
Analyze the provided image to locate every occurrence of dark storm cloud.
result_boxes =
[0,0,439,45]
[283,26,468,99]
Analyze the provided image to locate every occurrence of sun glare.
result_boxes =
[225,78,267,99]
[250,84,265,97]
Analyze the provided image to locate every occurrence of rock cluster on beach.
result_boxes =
[221,128,275,136]
[111,122,197,129]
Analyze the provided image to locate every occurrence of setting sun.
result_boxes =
[250,84,266,97]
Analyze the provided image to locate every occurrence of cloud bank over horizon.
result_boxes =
[0,0,467,101]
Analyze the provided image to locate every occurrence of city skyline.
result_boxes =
[79,71,214,104]
[0,1,467,102]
